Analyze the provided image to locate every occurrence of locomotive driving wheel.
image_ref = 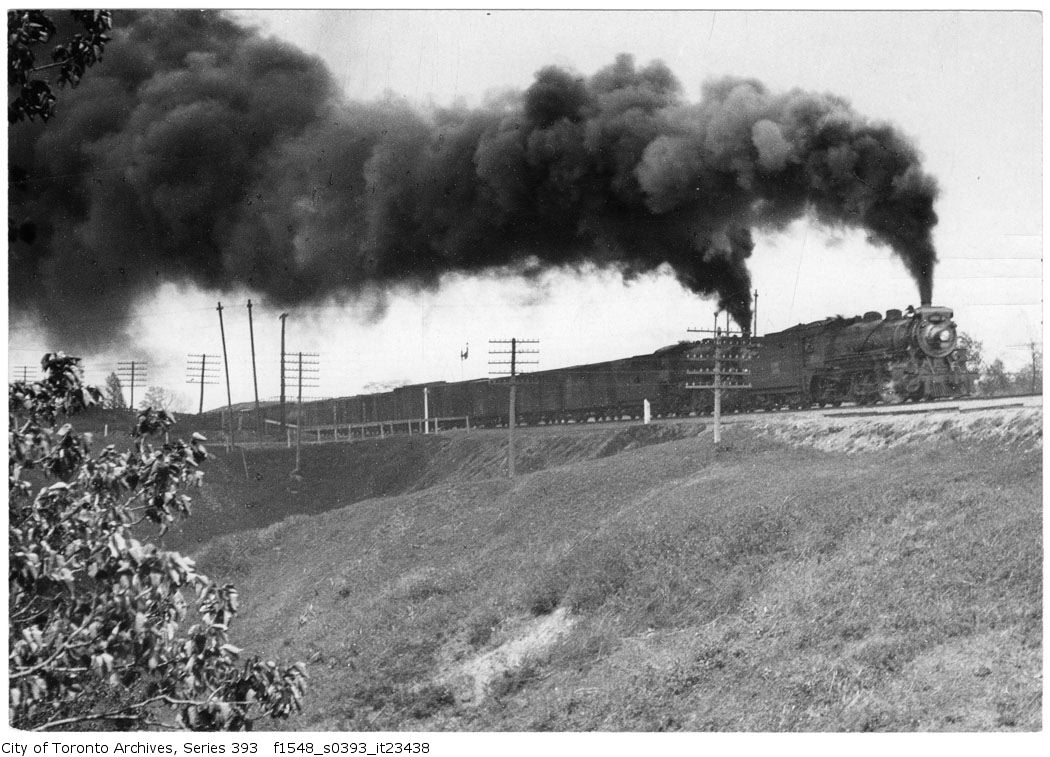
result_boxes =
[879,381,905,405]
[850,372,879,405]
[905,376,926,402]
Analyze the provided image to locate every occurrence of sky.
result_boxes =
[6,9,1042,411]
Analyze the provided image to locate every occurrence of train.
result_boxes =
[264,303,976,432]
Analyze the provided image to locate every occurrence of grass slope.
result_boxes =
[192,417,1042,731]
[161,422,701,551]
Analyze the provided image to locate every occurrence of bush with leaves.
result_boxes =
[9,353,306,730]
[8,9,112,124]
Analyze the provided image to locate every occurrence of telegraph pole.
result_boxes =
[1030,341,1039,395]
[10,365,30,383]
[297,352,303,471]
[117,360,147,410]
[279,313,288,435]
[283,350,319,474]
[714,313,722,429]
[489,338,539,478]
[185,354,220,414]
[216,302,235,451]
[686,314,755,443]
[1007,340,1042,395]
[247,299,260,430]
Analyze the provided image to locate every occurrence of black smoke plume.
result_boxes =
[9,10,939,349]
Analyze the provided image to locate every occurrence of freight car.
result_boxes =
[474,342,703,425]
[267,303,975,433]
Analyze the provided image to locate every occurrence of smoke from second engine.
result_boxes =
[8,11,938,350]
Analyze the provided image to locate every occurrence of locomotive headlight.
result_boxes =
[919,320,957,357]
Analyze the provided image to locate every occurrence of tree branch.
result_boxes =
[33,694,259,731]
[28,61,69,75]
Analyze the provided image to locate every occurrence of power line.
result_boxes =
[185,354,220,415]
[216,302,235,451]
[284,351,320,475]
[116,361,147,409]
[959,302,1042,307]
[246,299,261,431]
[899,275,1042,280]
[865,256,1041,261]
[686,315,755,443]
[489,338,539,478]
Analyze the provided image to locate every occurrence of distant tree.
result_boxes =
[140,385,184,413]
[104,371,126,409]
[978,358,1012,396]
[7,9,112,124]
[1011,345,1042,395]
[9,353,306,729]
[955,332,983,374]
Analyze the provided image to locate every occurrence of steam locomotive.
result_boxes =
[276,304,975,430]
[749,304,974,409]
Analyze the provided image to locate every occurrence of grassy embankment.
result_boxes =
[180,412,1040,731]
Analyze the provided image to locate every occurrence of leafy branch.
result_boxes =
[8,9,112,123]
[9,353,307,730]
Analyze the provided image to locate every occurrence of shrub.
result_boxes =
[464,605,503,648]
[406,684,455,719]
[487,660,542,700]
[8,353,306,730]
[519,567,566,616]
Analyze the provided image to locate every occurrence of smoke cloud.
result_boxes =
[9,10,938,350]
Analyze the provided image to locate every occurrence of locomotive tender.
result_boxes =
[279,304,975,431]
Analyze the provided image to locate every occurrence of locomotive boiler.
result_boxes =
[750,305,975,408]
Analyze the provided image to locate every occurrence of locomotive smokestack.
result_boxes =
[9,12,940,350]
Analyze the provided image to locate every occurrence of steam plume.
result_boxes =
[9,11,938,350]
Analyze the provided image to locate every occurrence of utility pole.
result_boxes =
[116,360,147,411]
[279,313,288,435]
[216,302,235,452]
[489,338,539,478]
[752,290,759,337]
[283,350,319,474]
[185,354,220,414]
[10,365,30,383]
[686,314,756,443]
[297,352,303,471]
[1029,341,1040,395]
[1007,340,1042,395]
[247,299,260,431]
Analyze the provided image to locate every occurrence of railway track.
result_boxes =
[504,393,1041,434]
[227,394,1040,448]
